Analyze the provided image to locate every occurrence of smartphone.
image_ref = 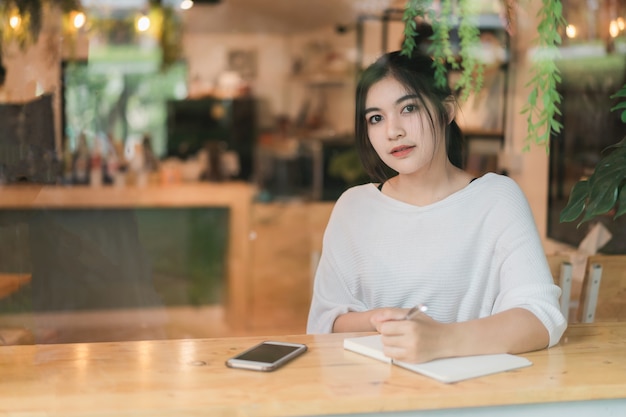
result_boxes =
[225,340,307,372]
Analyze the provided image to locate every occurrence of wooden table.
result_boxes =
[0,183,255,328]
[0,322,625,416]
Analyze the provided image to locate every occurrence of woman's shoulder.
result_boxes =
[475,172,516,186]
[474,173,523,194]
[472,173,531,210]
[328,183,381,218]
[335,183,377,203]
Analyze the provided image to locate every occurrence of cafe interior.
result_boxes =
[0,0,625,344]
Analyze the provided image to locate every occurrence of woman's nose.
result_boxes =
[387,118,405,140]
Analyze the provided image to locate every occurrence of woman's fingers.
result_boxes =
[380,316,443,363]
[370,307,409,329]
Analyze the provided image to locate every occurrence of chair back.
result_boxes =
[579,254,626,322]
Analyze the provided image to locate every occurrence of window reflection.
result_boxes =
[7,0,621,347]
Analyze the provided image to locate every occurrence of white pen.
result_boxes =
[405,304,428,320]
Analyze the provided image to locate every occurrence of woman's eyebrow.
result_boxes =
[396,94,419,105]
[364,94,420,115]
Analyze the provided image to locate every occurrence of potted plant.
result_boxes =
[559,84,626,226]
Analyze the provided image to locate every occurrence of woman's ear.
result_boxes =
[444,97,456,124]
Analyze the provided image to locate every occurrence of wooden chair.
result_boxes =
[578,254,626,323]
[546,254,574,322]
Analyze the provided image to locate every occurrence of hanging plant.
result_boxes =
[401,0,566,150]
[520,0,567,151]
[399,0,626,226]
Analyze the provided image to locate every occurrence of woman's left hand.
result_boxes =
[372,310,448,364]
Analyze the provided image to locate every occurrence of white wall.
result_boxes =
[182,32,290,130]
[182,27,360,135]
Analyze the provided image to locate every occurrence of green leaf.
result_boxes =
[615,182,626,220]
[565,144,626,224]
[560,180,589,223]
[604,137,626,151]
[528,89,538,106]
[610,85,626,98]
[610,102,626,112]
[586,183,618,217]
[587,162,626,202]
[593,150,626,178]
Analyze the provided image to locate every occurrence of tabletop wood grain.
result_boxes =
[0,322,625,416]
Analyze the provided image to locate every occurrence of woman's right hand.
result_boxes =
[375,311,447,363]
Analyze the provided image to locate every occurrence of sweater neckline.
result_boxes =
[370,173,491,210]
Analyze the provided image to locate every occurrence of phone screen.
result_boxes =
[235,343,301,363]
[226,341,307,371]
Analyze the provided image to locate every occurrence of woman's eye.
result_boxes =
[402,104,417,113]
[368,114,383,124]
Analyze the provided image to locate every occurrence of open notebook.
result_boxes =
[343,334,532,383]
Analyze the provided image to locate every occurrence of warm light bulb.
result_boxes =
[9,14,21,29]
[137,15,151,32]
[618,17,625,31]
[565,24,577,39]
[180,0,194,10]
[72,11,86,29]
[609,20,620,38]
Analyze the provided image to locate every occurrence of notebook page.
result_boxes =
[343,334,532,383]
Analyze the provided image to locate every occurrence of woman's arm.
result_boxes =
[447,308,549,356]
[372,307,549,363]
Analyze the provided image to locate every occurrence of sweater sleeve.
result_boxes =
[491,179,567,347]
[306,197,366,334]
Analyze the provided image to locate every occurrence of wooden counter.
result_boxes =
[0,183,256,328]
[0,322,624,416]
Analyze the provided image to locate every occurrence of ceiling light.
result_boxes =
[137,15,151,32]
[180,0,194,10]
[609,20,619,38]
[72,11,86,29]
[9,14,21,29]
[565,24,577,39]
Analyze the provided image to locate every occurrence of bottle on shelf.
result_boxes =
[89,137,103,187]
[72,133,90,185]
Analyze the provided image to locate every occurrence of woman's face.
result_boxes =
[364,76,446,176]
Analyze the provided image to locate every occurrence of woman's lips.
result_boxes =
[390,145,415,157]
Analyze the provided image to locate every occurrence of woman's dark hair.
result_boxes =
[355,50,464,183]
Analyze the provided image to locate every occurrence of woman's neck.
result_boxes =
[384,163,473,206]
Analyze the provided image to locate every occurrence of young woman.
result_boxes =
[306,50,566,364]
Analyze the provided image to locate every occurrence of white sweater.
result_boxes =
[306,173,567,347]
